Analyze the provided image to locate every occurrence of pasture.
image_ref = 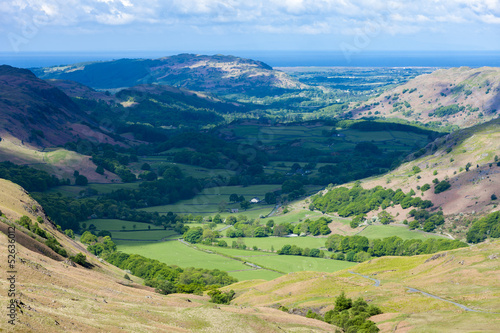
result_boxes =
[357,224,449,240]
[220,236,328,252]
[81,219,164,231]
[229,123,430,154]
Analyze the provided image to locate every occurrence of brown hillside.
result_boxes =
[351,67,500,127]
[0,65,118,148]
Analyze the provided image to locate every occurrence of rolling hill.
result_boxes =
[32,54,308,94]
[0,65,116,148]
[1,177,498,332]
[0,178,337,332]
[351,67,500,127]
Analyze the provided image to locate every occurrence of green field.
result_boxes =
[220,236,328,251]
[110,230,178,241]
[357,225,449,240]
[265,210,325,225]
[81,219,164,231]
[244,254,356,274]
[117,240,250,271]
[116,239,356,281]
[197,244,278,257]
[229,124,430,154]
[136,158,237,179]
[139,184,322,218]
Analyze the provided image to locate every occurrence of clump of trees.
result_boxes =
[324,292,382,332]
[17,215,67,257]
[408,209,445,232]
[104,252,237,295]
[311,184,433,218]
[325,234,467,262]
[293,217,332,236]
[0,161,68,192]
[208,289,235,305]
[466,211,500,243]
[277,244,324,258]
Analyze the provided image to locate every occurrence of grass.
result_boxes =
[220,236,328,251]
[357,225,449,240]
[244,255,356,274]
[116,240,251,272]
[228,270,283,281]
[230,123,430,154]
[81,219,164,231]
[110,230,178,241]
[136,159,237,179]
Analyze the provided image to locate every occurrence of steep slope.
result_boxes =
[32,54,308,94]
[0,65,117,148]
[351,67,500,127]
[228,241,500,332]
[355,118,499,229]
[0,178,335,332]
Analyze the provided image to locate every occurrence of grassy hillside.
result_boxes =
[0,178,341,331]
[352,117,500,239]
[352,67,500,128]
[227,241,500,332]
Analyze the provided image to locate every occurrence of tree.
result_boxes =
[434,180,451,194]
[80,231,97,245]
[95,165,105,175]
[334,291,352,313]
[229,193,239,202]
[208,289,235,304]
[254,227,267,237]
[213,214,222,224]
[70,253,88,266]
[183,227,203,243]
[75,175,88,186]
[282,179,303,194]
[240,200,250,210]
[141,163,151,171]
[264,192,277,204]
[273,224,288,237]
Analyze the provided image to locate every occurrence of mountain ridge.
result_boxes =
[32,54,308,93]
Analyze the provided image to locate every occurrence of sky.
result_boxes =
[0,0,499,54]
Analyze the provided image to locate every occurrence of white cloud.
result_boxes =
[0,0,499,35]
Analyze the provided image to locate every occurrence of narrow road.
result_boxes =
[266,204,281,217]
[348,270,380,287]
[218,225,232,232]
[405,287,492,313]
[348,271,496,313]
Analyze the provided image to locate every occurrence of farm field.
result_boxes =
[116,240,251,272]
[47,182,142,197]
[228,123,430,154]
[219,236,328,252]
[81,219,164,231]
[357,224,449,240]
[245,254,356,274]
[135,158,237,179]
[109,230,178,241]
[139,184,322,217]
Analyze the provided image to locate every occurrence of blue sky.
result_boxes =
[1,0,499,53]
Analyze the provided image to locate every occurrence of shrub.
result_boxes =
[208,289,235,305]
[70,253,88,266]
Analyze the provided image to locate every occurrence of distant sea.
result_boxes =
[1,51,499,68]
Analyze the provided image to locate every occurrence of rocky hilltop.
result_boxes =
[352,67,500,127]
[33,54,307,94]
